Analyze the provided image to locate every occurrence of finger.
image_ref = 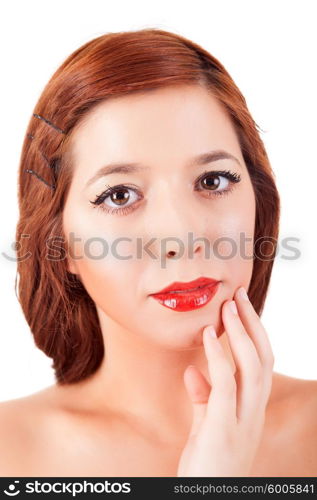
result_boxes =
[233,287,274,413]
[222,299,264,423]
[183,365,210,437]
[234,287,275,399]
[203,325,237,425]
[184,364,211,404]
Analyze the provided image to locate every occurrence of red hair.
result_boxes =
[15,28,280,384]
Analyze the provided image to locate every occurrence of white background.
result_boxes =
[1,0,316,402]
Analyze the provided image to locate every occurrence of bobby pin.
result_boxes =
[25,130,61,190]
[27,134,57,170]
[33,113,66,135]
[24,169,56,190]
[40,152,54,169]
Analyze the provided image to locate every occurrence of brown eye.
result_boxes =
[199,173,229,192]
[194,169,241,198]
[109,188,130,205]
[201,174,222,190]
[90,184,142,213]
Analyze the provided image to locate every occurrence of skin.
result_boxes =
[0,84,316,477]
[62,83,256,443]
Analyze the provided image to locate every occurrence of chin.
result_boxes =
[150,326,207,350]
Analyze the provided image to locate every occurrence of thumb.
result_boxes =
[183,364,211,437]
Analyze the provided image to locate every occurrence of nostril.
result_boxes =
[167,250,176,258]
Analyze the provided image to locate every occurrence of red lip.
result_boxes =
[149,277,221,312]
[152,277,220,294]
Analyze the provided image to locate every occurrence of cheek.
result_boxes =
[63,204,144,319]
[212,192,255,289]
[76,257,137,311]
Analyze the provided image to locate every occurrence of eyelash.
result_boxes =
[89,169,242,216]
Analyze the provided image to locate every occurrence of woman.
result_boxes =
[0,28,316,477]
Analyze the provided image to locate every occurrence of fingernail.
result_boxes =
[229,300,238,315]
[238,287,249,301]
[187,364,196,371]
[205,325,217,338]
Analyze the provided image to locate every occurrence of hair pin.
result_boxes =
[33,113,66,135]
[25,114,65,190]
[24,169,56,190]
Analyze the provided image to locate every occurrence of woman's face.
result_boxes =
[63,84,256,348]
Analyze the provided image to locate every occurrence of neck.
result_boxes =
[66,311,237,443]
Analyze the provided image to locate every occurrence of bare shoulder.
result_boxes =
[0,385,120,476]
[0,385,62,425]
[0,385,68,475]
[271,372,317,423]
[288,373,317,430]
[271,371,317,406]
[269,372,317,475]
[0,389,45,437]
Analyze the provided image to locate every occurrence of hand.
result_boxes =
[177,286,274,477]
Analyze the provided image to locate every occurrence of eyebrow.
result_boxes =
[85,149,242,188]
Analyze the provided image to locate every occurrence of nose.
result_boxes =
[143,185,208,263]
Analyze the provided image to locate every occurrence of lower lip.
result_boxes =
[150,282,220,312]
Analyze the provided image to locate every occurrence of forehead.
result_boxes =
[69,84,243,173]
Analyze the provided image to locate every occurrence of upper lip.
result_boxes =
[151,277,221,295]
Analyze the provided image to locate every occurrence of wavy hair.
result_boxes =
[15,28,280,384]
